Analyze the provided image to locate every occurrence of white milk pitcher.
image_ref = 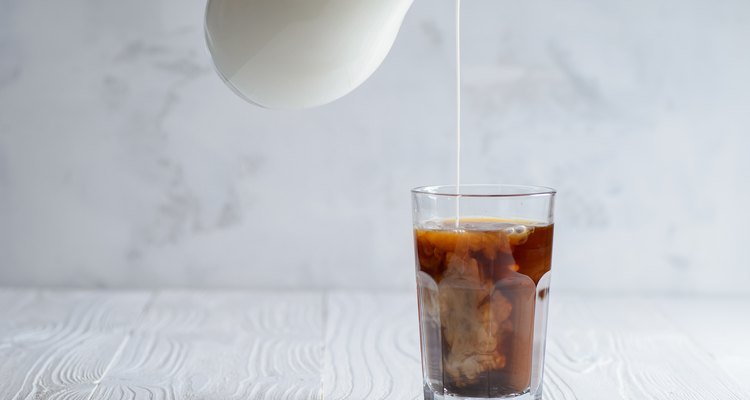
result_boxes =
[205,0,415,109]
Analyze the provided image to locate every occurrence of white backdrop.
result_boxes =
[1,0,749,293]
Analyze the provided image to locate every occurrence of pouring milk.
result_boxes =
[205,0,465,209]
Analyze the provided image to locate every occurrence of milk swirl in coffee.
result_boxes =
[415,218,554,397]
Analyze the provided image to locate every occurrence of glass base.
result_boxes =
[424,386,540,400]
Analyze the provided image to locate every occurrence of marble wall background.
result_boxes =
[1,0,748,293]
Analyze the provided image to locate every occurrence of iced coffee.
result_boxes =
[415,218,554,398]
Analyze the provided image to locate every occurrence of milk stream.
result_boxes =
[455,0,462,228]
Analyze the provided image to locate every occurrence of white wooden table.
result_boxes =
[1,289,748,400]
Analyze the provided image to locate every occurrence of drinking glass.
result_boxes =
[412,184,556,400]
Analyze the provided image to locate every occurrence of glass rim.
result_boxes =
[411,184,557,198]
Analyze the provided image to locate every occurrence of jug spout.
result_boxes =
[205,0,415,109]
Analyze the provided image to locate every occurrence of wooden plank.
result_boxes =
[0,289,150,400]
[656,296,750,395]
[90,291,324,400]
[321,291,423,400]
[544,294,749,400]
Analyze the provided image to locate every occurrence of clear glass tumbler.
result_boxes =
[412,184,556,400]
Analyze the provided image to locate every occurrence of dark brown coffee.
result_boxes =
[414,218,554,398]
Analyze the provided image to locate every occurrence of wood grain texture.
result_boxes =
[1,289,749,400]
[322,291,422,400]
[89,291,324,400]
[0,289,150,400]
[544,294,750,400]
[656,296,750,396]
